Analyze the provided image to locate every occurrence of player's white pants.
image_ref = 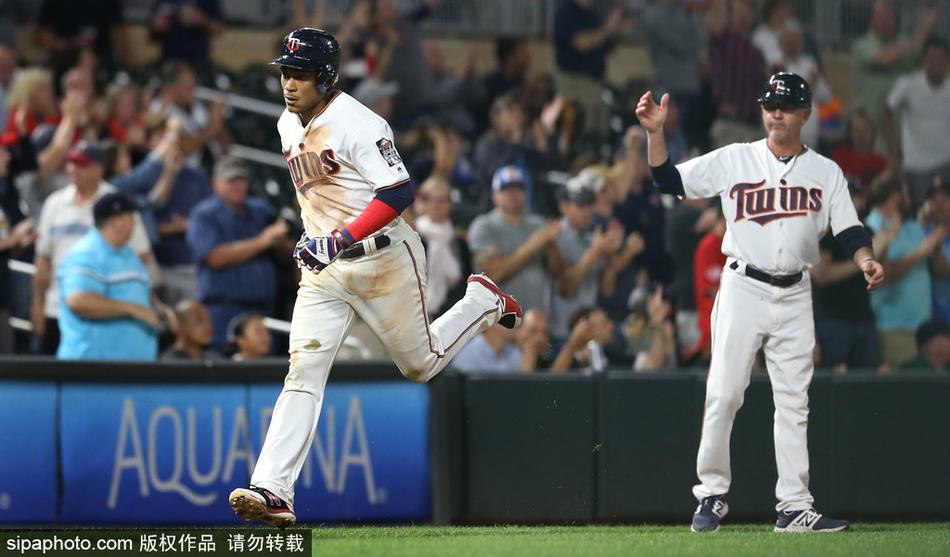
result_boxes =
[251,222,501,506]
[692,259,815,513]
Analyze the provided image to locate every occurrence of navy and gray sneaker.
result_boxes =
[691,495,729,533]
[774,508,849,533]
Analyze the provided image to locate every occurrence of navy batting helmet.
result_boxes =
[271,28,341,92]
[757,72,812,108]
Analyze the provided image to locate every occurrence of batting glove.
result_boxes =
[293,229,354,273]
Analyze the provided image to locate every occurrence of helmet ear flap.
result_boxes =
[314,63,339,94]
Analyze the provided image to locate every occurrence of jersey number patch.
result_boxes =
[376,138,402,167]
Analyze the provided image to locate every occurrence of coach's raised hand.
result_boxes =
[635,91,669,134]
[636,91,671,167]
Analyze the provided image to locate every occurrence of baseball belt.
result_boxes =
[339,233,392,260]
[730,261,802,288]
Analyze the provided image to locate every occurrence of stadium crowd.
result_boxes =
[0,0,947,373]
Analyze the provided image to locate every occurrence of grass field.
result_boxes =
[311,523,950,557]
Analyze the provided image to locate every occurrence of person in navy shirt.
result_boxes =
[57,193,160,360]
[150,0,222,68]
[187,157,291,348]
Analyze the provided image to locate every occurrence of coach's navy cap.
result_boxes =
[492,165,526,191]
[67,141,106,167]
[93,192,136,222]
[757,72,812,108]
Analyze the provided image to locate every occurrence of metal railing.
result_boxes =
[6,260,375,359]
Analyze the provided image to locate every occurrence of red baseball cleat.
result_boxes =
[467,274,523,329]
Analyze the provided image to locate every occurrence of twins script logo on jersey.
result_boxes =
[287,149,341,194]
[729,180,822,225]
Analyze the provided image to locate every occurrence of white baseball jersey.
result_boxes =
[676,138,861,275]
[277,90,411,238]
[248,88,508,510]
[682,138,863,513]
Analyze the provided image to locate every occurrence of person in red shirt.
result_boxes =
[831,110,888,190]
[692,203,727,361]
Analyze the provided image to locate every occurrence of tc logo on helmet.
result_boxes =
[286,38,302,52]
[771,80,787,93]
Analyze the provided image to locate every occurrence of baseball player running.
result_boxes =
[229,28,522,528]
[636,73,885,533]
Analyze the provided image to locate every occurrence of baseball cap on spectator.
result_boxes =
[916,319,950,349]
[93,192,136,224]
[559,168,603,205]
[214,156,249,181]
[67,141,106,167]
[492,165,526,192]
[352,78,399,106]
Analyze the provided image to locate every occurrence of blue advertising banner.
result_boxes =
[249,382,430,522]
[60,384,249,524]
[0,381,57,523]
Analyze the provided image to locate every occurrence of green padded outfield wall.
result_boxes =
[447,372,950,523]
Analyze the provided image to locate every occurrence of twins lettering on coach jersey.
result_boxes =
[730,180,822,225]
[676,139,861,273]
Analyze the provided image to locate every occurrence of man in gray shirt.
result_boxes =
[468,166,558,313]
[549,176,623,340]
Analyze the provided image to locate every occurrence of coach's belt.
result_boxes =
[339,234,392,260]
[730,261,802,288]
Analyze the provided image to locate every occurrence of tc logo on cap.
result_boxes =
[771,79,787,93]
[286,37,301,52]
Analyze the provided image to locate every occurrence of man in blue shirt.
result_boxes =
[187,157,290,349]
[57,194,160,360]
[926,185,950,322]
[866,178,947,367]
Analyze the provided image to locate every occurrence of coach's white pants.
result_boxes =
[251,223,501,506]
[692,259,815,512]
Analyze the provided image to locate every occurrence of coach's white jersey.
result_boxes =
[277,91,411,238]
[676,138,860,275]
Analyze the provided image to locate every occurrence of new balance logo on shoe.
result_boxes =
[774,508,849,533]
[798,511,819,528]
